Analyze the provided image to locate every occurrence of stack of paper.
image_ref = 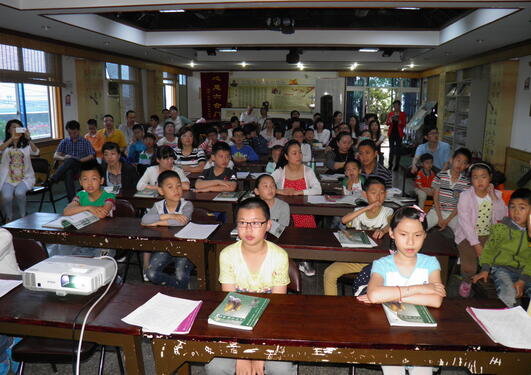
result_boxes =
[466,306,531,349]
[175,222,219,240]
[122,292,202,335]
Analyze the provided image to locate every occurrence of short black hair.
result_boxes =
[163,121,175,133]
[392,100,401,105]
[156,145,176,160]
[150,114,160,122]
[65,120,80,130]
[420,153,434,163]
[509,188,531,205]
[290,110,300,117]
[271,144,283,152]
[219,128,228,134]
[390,206,427,231]
[237,197,270,221]
[273,126,285,137]
[363,176,387,191]
[230,116,239,123]
[126,110,135,117]
[292,128,304,136]
[232,127,244,136]
[144,133,156,141]
[423,126,438,137]
[206,127,218,135]
[358,139,378,151]
[87,119,97,127]
[169,105,178,111]
[157,170,181,186]
[453,147,472,164]
[80,160,103,178]
[102,142,120,153]
[243,123,257,135]
[103,114,114,120]
[133,124,144,132]
[212,141,231,154]
[305,128,314,134]
[345,159,362,170]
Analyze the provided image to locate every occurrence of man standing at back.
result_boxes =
[98,114,127,153]
[119,110,137,146]
[386,99,407,171]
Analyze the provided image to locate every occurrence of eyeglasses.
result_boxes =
[236,221,267,228]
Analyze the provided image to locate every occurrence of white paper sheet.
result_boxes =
[236,171,250,179]
[307,195,356,205]
[122,292,202,335]
[175,222,219,240]
[0,279,22,298]
[320,174,345,181]
[467,306,531,349]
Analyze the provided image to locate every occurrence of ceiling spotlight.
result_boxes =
[218,48,238,53]
[359,48,379,53]
[350,63,358,71]
[189,61,195,68]
[240,61,247,68]
[409,62,415,68]
[297,62,304,70]
[159,9,185,13]
[286,48,301,64]
[206,48,216,56]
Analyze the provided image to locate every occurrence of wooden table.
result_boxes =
[278,195,355,217]
[0,280,145,374]
[3,212,210,289]
[118,190,236,223]
[207,225,457,290]
[150,290,531,375]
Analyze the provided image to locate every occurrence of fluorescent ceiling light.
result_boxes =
[359,48,379,53]
[159,9,185,13]
[396,7,420,10]
[217,48,238,53]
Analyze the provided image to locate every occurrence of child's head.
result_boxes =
[315,119,324,131]
[292,128,304,144]
[219,128,228,140]
[132,124,144,141]
[419,153,434,171]
[389,206,428,256]
[79,160,104,194]
[236,197,271,245]
[273,126,285,139]
[211,141,231,168]
[290,110,300,119]
[156,145,177,170]
[450,148,472,173]
[363,176,386,206]
[508,188,531,227]
[357,139,378,167]
[157,170,183,202]
[102,142,121,166]
[304,128,315,143]
[230,116,240,127]
[87,119,97,135]
[270,145,283,163]
[243,124,258,139]
[143,133,156,149]
[206,127,218,143]
[468,161,493,194]
[264,119,274,129]
[344,159,361,180]
[149,114,159,127]
[360,129,370,139]
[254,174,277,202]
[232,127,245,146]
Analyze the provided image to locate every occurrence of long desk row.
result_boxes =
[0,279,528,375]
[4,213,457,292]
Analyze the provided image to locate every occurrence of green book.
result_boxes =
[383,302,437,327]
[208,292,270,330]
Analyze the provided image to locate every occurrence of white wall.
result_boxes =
[187,71,339,119]
[511,55,531,153]
[61,55,78,124]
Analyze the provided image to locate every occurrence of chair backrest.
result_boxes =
[287,258,301,293]
[114,199,136,218]
[13,238,48,271]
[192,208,221,224]
[30,157,51,181]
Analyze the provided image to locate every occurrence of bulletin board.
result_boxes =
[504,147,531,189]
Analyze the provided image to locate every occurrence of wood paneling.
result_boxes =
[75,59,105,134]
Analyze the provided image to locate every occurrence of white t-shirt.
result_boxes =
[346,206,394,230]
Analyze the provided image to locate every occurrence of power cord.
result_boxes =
[74,256,118,375]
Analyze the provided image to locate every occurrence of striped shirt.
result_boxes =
[361,163,393,189]
[432,170,470,212]
[56,137,95,159]
[174,147,206,168]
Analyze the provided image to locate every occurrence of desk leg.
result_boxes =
[195,244,206,290]
[207,244,223,291]
[121,335,145,375]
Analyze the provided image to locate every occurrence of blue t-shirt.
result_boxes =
[230,144,259,161]
[127,140,147,163]
[371,253,440,287]
[414,141,451,170]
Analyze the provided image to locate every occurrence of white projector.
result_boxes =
[23,256,115,296]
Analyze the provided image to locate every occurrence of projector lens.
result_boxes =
[60,274,77,288]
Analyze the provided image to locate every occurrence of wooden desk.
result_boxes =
[118,190,236,223]
[278,195,355,217]
[0,281,145,374]
[234,161,267,173]
[207,225,457,290]
[3,213,209,290]
[187,172,246,191]
[150,291,530,375]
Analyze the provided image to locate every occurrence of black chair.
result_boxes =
[11,238,124,375]
[26,158,61,213]
[114,199,144,282]
[287,259,301,294]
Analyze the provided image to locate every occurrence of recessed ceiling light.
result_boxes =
[41,25,51,31]
[103,41,110,46]
[218,48,238,53]
[159,9,185,13]
[297,62,304,70]
[409,62,415,68]
[359,48,379,53]
[350,63,358,71]
[476,39,484,43]
[189,61,195,68]
[240,61,247,68]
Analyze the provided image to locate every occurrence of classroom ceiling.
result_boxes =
[0,1,531,72]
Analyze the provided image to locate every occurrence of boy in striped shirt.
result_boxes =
[426,148,472,232]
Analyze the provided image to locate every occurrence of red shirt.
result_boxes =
[415,168,436,188]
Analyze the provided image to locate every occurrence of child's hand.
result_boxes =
[472,271,489,284]
[236,359,253,375]
[250,360,265,375]
[172,214,190,225]
[488,183,498,200]
[473,244,483,256]
[513,280,525,298]
[366,201,380,210]
[419,283,446,297]
[89,206,108,219]
[372,229,385,240]
[356,294,371,304]
[410,166,418,175]
[437,217,449,231]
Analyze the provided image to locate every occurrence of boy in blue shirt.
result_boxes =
[230,127,259,162]
[127,124,147,164]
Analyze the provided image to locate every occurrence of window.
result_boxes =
[178,74,187,86]
[0,43,61,85]
[0,82,56,141]
[162,72,176,109]
[105,62,135,81]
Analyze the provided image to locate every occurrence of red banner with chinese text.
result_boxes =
[201,72,229,120]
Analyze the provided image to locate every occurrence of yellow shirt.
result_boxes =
[98,128,127,149]
[218,240,290,293]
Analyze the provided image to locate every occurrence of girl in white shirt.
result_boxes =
[0,120,39,221]
[136,146,190,191]
[314,119,330,146]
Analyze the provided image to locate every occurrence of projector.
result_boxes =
[23,256,115,296]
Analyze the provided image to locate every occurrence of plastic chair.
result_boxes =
[11,238,124,375]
